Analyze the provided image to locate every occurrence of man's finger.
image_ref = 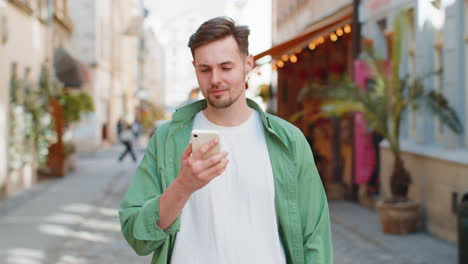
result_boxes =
[192,138,219,160]
[199,158,229,179]
[181,143,192,160]
[201,151,228,169]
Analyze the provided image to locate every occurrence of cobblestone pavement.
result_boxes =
[44,176,456,263]
[330,202,456,264]
[43,163,151,264]
[0,146,457,264]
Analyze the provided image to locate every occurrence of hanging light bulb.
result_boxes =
[290,54,298,63]
[336,27,344,36]
[308,42,316,50]
[318,36,325,44]
[330,33,338,42]
[276,60,285,68]
[281,54,289,62]
[344,24,352,34]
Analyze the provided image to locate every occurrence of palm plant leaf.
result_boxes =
[424,91,463,134]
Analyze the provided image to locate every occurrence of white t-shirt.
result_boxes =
[171,110,287,264]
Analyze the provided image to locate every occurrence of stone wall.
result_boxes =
[380,146,468,243]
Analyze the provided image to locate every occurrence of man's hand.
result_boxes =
[176,139,229,195]
[157,139,228,230]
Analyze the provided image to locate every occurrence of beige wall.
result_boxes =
[274,0,352,44]
[0,4,8,194]
[0,4,51,196]
[106,0,140,139]
[380,147,468,243]
[0,2,74,198]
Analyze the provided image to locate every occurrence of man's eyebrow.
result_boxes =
[196,61,234,68]
[220,61,234,65]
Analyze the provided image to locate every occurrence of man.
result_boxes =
[119,17,333,264]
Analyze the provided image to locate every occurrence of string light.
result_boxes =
[318,36,325,44]
[308,42,316,50]
[336,27,344,36]
[294,47,303,54]
[276,60,285,68]
[290,54,298,63]
[344,24,351,34]
[281,54,289,62]
[330,33,338,42]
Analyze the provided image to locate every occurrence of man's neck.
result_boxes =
[202,99,252,127]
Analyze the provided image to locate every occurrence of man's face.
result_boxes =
[193,36,253,109]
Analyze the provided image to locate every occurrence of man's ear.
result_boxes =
[244,54,254,74]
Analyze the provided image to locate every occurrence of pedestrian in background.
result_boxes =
[119,16,333,263]
[132,119,142,139]
[116,118,124,141]
[118,123,137,162]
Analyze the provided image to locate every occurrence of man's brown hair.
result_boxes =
[188,17,250,57]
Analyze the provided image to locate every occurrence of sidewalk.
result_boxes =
[330,201,457,264]
[0,144,458,263]
[0,145,150,264]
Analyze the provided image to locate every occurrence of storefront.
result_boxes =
[359,0,468,243]
[255,4,358,199]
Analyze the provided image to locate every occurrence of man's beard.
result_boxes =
[206,87,242,109]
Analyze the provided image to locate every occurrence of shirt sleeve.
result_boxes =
[295,131,334,263]
[118,132,180,256]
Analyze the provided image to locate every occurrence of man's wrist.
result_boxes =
[172,178,193,199]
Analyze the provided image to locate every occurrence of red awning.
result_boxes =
[254,6,353,62]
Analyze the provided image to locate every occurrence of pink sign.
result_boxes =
[353,60,376,184]
[367,0,391,10]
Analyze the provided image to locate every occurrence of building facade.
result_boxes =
[139,28,165,108]
[68,0,143,148]
[0,0,75,198]
[257,0,356,199]
[360,0,468,243]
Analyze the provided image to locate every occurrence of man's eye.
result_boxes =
[222,68,232,71]
[200,69,209,73]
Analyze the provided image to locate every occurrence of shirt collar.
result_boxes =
[172,98,273,131]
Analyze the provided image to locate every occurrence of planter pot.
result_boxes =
[376,200,421,234]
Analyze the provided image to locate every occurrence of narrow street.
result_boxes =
[0,146,457,264]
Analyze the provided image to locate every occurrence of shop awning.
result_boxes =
[53,47,83,88]
[254,5,353,62]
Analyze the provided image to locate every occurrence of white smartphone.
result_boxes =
[191,129,220,160]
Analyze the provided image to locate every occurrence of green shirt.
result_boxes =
[119,99,333,264]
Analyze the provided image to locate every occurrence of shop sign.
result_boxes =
[367,0,392,10]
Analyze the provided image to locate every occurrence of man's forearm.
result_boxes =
[157,179,192,230]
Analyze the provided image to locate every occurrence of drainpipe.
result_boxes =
[350,0,361,200]
[353,0,361,59]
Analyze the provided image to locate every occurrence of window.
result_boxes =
[406,9,420,142]
[37,0,50,22]
[434,31,445,141]
[376,18,388,59]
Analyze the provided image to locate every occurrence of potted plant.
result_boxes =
[58,90,94,172]
[42,62,93,177]
[296,10,462,234]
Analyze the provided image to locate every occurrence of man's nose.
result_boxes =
[210,69,221,85]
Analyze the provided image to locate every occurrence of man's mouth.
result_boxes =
[209,89,227,95]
